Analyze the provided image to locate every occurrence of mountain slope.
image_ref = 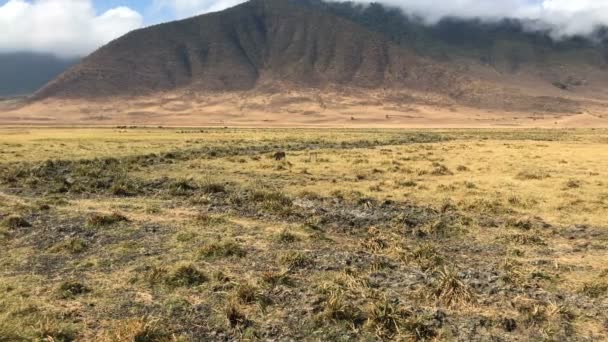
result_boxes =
[0,53,77,97]
[34,0,471,100]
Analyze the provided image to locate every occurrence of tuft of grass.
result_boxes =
[365,298,406,336]
[165,265,207,287]
[515,169,550,180]
[194,212,227,225]
[432,267,474,308]
[86,212,128,228]
[109,178,139,197]
[405,244,445,272]
[580,281,608,298]
[35,317,78,342]
[564,179,582,189]
[399,180,418,188]
[418,217,463,239]
[58,281,91,299]
[234,283,268,306]
[102,317,171,342]
[2,215,31,229]
[51,237,88,254]
[251,189,292,214]
[274,229,299,244]
[142,266,168,286]
[168,179,198,196]
[199,240,246,259]
[260,270,292,287]
[279,251,312,270]
[322,290,361,322]
[200,181,226,194]
[430,163,453,176]
[224,299,249,328]
[361,236,388,253]
[502,233,547,246]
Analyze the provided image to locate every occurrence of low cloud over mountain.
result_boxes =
[349,0,608,38]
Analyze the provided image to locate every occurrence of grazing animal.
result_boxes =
[274,151,286,161]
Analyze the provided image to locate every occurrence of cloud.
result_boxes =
[0,0,143,58]
[345,0,608,38]
[154,0,243,19]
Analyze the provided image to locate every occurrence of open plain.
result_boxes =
[1,127,607,340]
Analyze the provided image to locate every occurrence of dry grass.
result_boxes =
[0,128,607,340]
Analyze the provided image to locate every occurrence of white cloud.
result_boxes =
[346,0,608,38]
[0,0,143,58]
[154,0,243,19]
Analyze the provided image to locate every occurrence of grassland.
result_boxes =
[1,127,607,341]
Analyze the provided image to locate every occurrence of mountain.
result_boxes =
[35,0,470,100]
[0,53,78,97]
[6,0,608,127]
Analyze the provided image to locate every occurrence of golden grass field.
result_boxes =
[1,127,607,340]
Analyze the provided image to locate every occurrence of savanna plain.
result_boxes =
[1,127,607,341]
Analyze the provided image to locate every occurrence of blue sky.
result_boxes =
[0,0,606,57]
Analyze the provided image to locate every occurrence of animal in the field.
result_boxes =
[273,151,286,161]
